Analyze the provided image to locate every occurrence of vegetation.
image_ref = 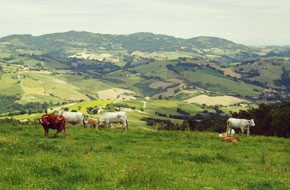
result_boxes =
[0,121,289,190]
[142,101,290,138]
[0,94,54,115]
[1,31,290,103]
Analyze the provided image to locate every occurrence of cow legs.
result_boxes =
[64,127,67,139]
[44,128,49,137]
[247,127,250,135]
[122,120,128,131]
[53,130,60,138]
[226,127,231,136]
[53,128,63,138]
[83,119,86,128]
[110,123,115,129]
[241,128,245,134]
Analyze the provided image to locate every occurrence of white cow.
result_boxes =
[227,118,255,135]
[54,110,86,126]
[98,112,128,130]
[219,128,236,137]
[226,128,235,136]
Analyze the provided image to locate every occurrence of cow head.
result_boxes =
[249,119,255,127]
[54,110,62,115]
[57,115,64,121]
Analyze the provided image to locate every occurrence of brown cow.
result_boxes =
[39,114,68,138]
[221,136,241,143]
[87,118,100,130]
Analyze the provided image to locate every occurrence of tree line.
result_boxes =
[143,101,290,138]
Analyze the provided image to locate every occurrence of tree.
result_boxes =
[187,117,197,131]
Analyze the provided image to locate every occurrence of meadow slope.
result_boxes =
[0,122,289,190]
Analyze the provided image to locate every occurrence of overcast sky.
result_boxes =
[0,0,290,46]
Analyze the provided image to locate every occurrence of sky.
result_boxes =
[0,0,290,46]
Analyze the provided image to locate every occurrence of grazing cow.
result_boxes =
[227,118,255,135]
[98,112,128,130]
[39,114,68,138]
[221,136,241,142]
[87,118,100,130]
[19,119,29,124]
[54,110,86,127]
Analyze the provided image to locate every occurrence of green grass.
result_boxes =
[182,71,263,97]
[63,100,114,113]
[146,99,204,116]
[0,122,289,190]
[0,73,24,96]
[28,73,89,101]
[114,100,144,110]
[17,95,63,104]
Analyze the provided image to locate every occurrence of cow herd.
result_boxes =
[38,109,255,140]
[39,111,128,138]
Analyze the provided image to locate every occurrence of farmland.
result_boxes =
[0,122,289,190]
[0,31,290,189]
[185,95,249,106]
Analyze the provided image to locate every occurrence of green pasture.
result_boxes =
[182,71,262,97]
[219,105,248,115]
[62,100,114,113]
[0,113,43,121]
[0,73,24,96]
[0,122,289,190]
[114,100,144,110]
[145,99,204,116]
[17,95,63,104]
[28,73,88,101]
[61,75,110,95]
[235,62,283,88]
[21,78,46,95]
[143,51,194,60]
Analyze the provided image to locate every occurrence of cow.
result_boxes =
[227,118,255,135]
[39,114,68,138]
[221,136,241,143]
[98,112,128,130]
[86,118,100,129]
[54,110,86,127]
[18,119,29,124]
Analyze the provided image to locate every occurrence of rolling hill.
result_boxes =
[0,31,290,105]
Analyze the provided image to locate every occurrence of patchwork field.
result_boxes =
[0,122,289,190]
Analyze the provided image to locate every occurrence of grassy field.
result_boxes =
[0,73,24,96]
[182,71,263,97]
[0,122,289,190]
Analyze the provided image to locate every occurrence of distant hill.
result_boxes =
[0,31,250,54]
[0,31,289,104]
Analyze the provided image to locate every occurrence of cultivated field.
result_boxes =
[185,95,249,106]
[97,88,136,100]
[0,122,289,190]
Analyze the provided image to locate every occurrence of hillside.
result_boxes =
[0,31,290,105]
